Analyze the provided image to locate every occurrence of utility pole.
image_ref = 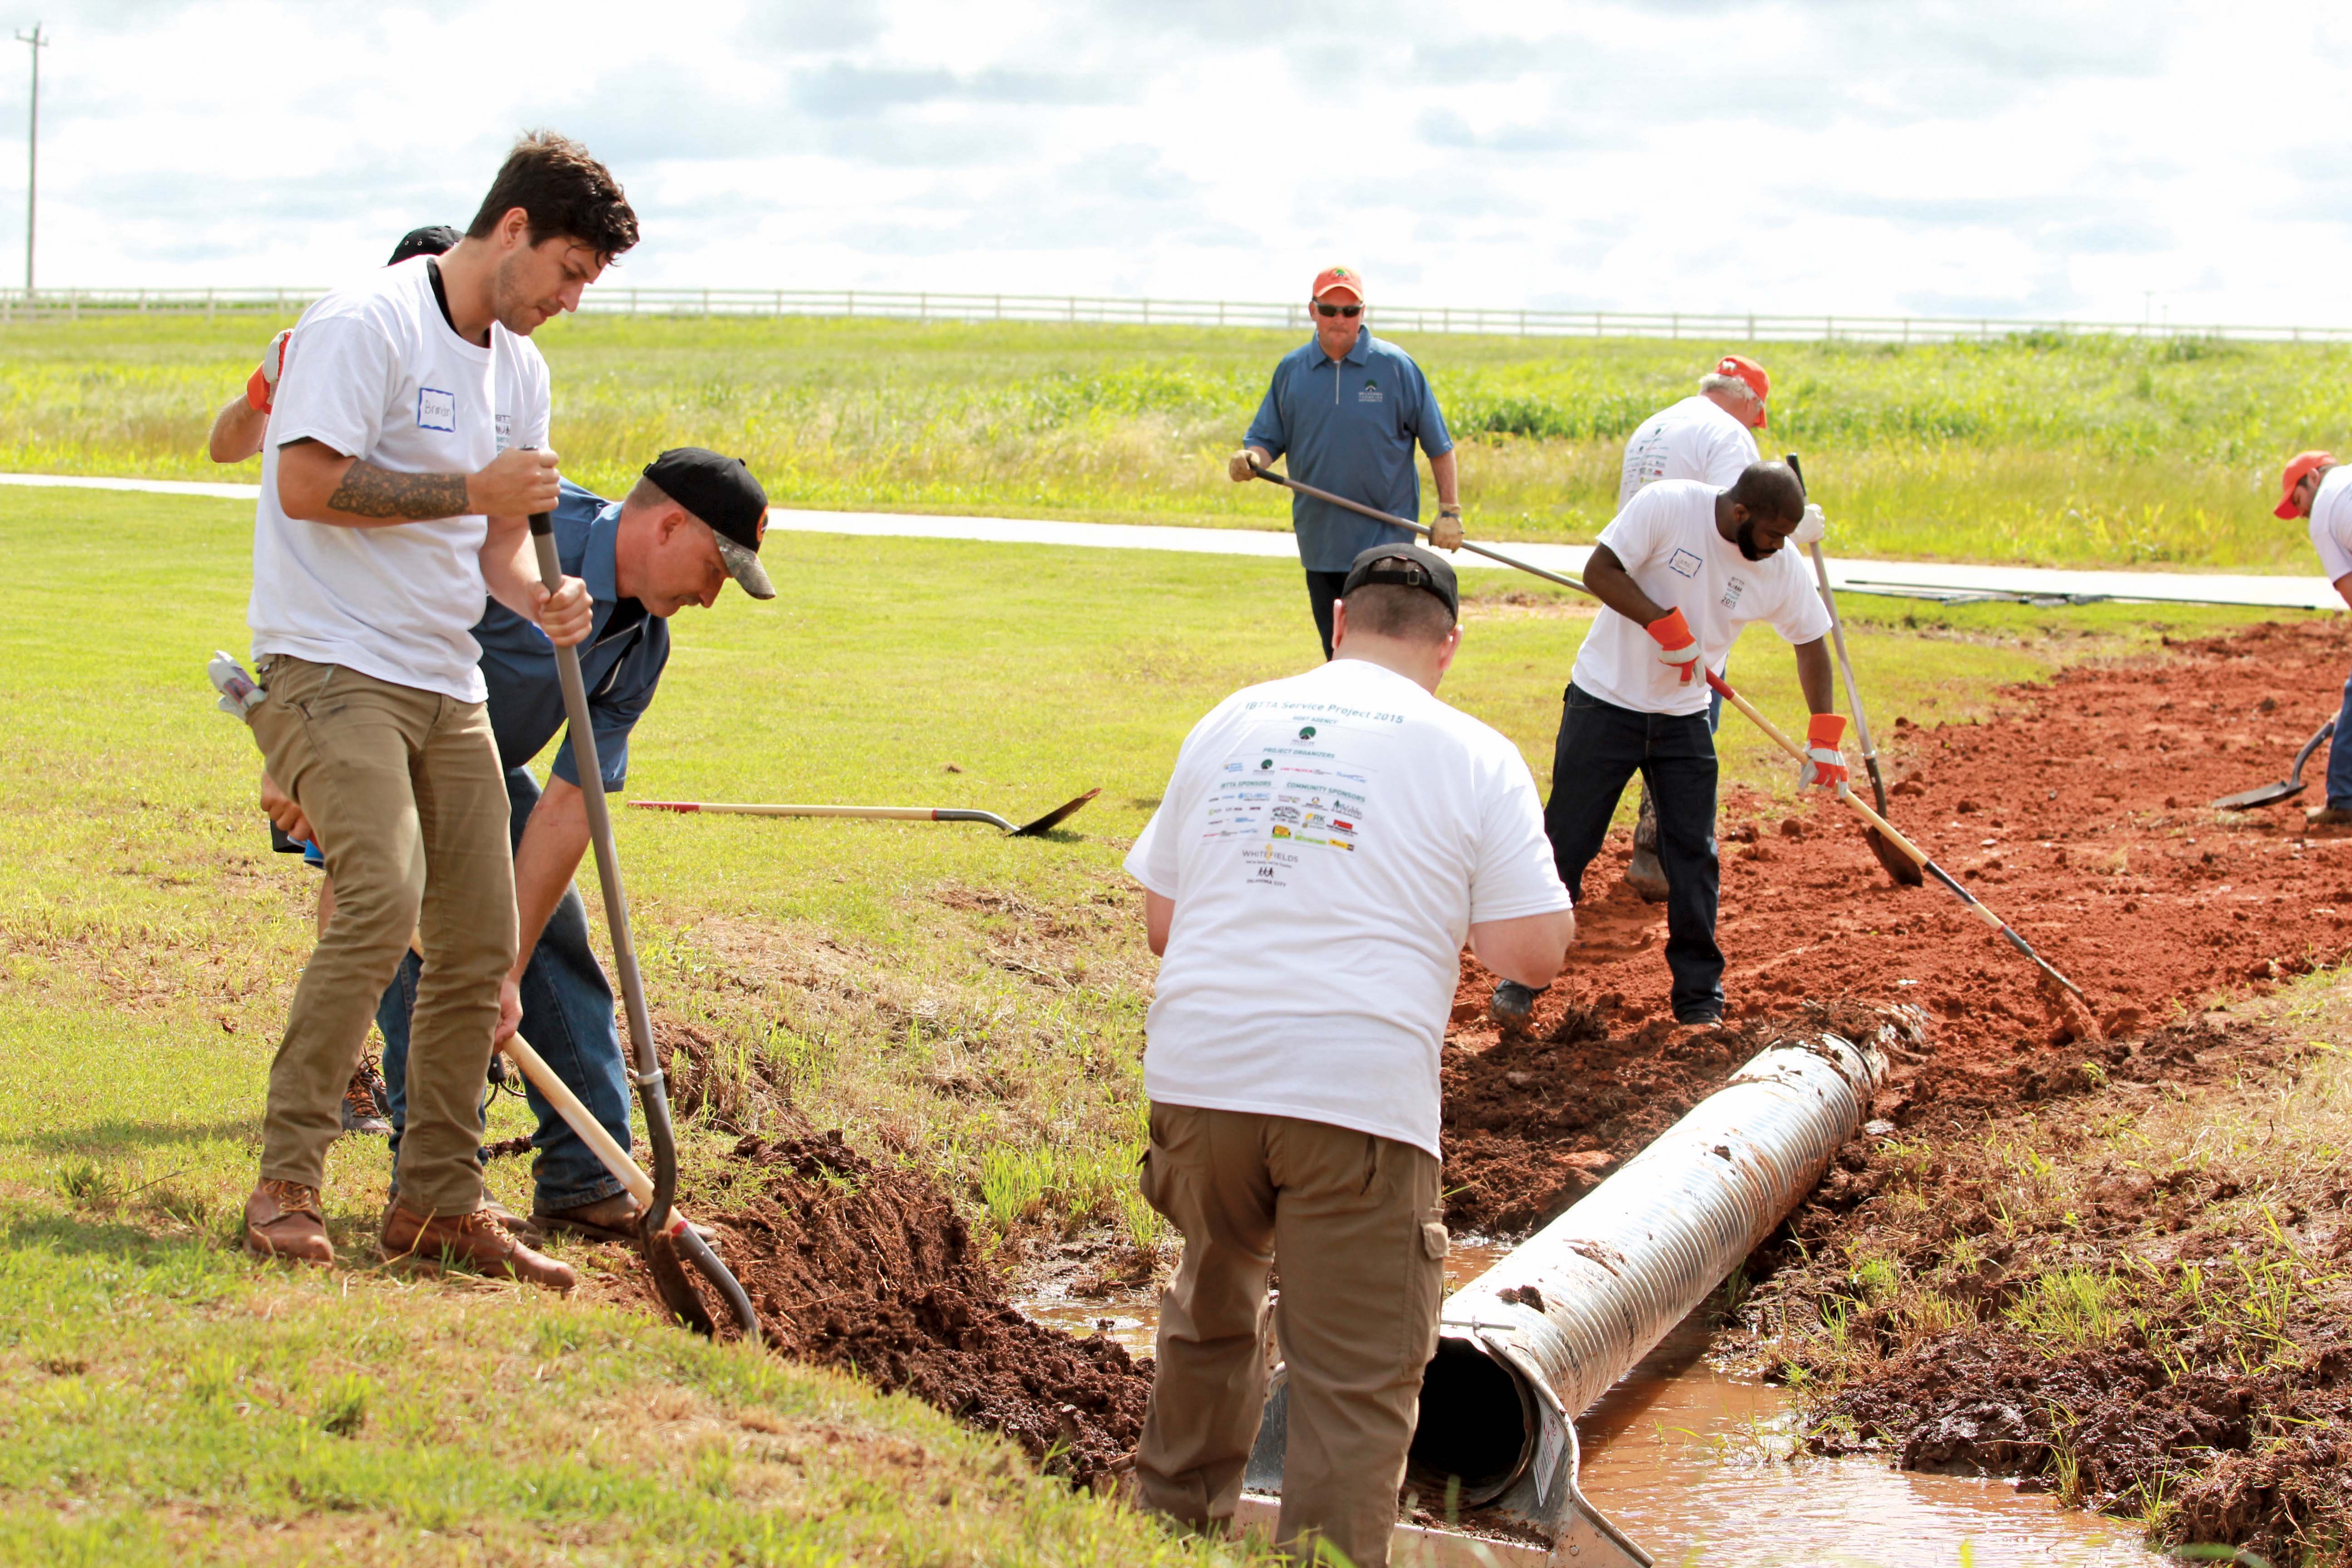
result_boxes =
[15,22,44,299]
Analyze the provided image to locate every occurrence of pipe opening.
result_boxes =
[1406,1336,1535,1506]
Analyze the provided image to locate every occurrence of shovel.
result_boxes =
[2212,720,2336,810]
[1788,455,1921,889]
[525,509,763,1344]
[634,788,1100,838]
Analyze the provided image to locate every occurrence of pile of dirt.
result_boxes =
[681,1130,1153,1490]
[1441,619,2352,1235]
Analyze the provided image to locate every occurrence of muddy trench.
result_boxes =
[610,620,2352,1554]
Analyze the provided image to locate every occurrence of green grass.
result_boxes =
[0,482,2298,1558]
[5,314,2351,569]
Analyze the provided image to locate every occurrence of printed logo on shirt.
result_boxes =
[495,412,514,451]
[1358,378,1382,403]
[417,387,457,432]
[1298,725,1317,740]
[1720,576,1749,610]
[1668,549,1703,578]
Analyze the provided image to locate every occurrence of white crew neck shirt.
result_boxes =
[2309,466,2352,584]
[1125,658,1571,1158]
[1618,394,1760,507]
[248,256,552,703]
[1572,480,1832,718]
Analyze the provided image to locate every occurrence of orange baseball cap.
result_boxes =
[1715,354,1770,426]
[1312,265,1364,302]
[2276,451,2336,518]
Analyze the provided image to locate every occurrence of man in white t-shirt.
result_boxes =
[1612,353,1774,907]
[1124,544,1575,1568]
[2274,450,2352,824]
[239,133,637,1289]
[1513,462,1844,1029]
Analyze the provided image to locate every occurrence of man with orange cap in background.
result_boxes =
[1601,355,1828,913]
[2274,450,2352,825]
[1229,266,1463,659]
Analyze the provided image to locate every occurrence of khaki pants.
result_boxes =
[247,655,517,1217]
[1136,1102,1447,1568]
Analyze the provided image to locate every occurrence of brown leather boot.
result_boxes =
[380,1203,578,1292]
[244,1179,334,1265]
[531,1191,644,1244]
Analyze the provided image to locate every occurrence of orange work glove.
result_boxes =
[1646,608,1700,685]
[1798,713,1849,792]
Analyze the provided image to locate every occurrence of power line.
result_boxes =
[14,22,45,298]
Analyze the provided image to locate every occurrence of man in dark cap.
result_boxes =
[1124,543,1573,1568]
[370,448,774,1241]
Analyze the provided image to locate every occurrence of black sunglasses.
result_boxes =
[1314,302,1362,318]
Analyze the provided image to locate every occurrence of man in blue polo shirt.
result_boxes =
[1228,265,1463,659]
[375,447,774,1240]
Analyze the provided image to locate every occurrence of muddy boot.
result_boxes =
[1490,980,1544,1029]
[384,1189,532,1238]
[380,1203,578,1292]
[1624,787,1671,904]
[2308,805,2352,828]
[532,1191,644,1245]
[243,1179,334,1265]
[339,1065,392,1137]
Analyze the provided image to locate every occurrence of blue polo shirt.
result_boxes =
[474,478,669,791]
[1244,328,1455,572]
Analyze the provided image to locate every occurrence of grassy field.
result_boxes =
[0,483,2298,1560]
[4,313,2351,569]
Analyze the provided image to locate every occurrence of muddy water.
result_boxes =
[1020,1241,2162,1566]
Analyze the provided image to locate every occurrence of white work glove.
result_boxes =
[1431,508,1464,551]
[1791,502,1826,547]
[1228,449,1264,484]
[246,328,291,414]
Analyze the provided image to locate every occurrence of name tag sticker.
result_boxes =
[1668,549,1703,578]
[417,387,456,432]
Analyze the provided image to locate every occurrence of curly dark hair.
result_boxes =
[466,131,638,264]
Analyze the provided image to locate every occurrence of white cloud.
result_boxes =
[0,0,2344,325]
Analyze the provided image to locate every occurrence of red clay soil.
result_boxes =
[662,1129,1152,1491]
[1441,618,2352,1236]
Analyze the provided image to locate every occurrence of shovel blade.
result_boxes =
[1866,826,1925,887]
[2210,780,2306,811]
[643,1226,717,1337]
[1012,787,1101,837]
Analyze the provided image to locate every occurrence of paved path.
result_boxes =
[3,471,2335,611]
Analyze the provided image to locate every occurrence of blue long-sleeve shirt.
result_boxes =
[472,478,669,791]
[1244,328,1455,572]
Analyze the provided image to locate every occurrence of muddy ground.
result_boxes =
[614,620,2352,1551]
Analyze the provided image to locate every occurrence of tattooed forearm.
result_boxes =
[325,459,470,520]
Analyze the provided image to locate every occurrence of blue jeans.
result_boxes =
[378,766,632,1212]
[1543,683,1725,1018]
[2330,679,2352,810]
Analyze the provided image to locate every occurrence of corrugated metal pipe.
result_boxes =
[1393,1006,1925,1557]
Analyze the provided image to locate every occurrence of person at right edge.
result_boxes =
[2274,449,2352,826]
[1124,544,1576,1568]
[1496,461,1843,1029]
[239,132,637,1287]
[1227,265,1464,660]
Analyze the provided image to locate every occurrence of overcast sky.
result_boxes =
[5,0,2347,326]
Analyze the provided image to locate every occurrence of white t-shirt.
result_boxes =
[2309,466,2352,583]
[1124,658,1571,1158]
[1572,480,1832,717]
[248,256,552,703]
[1618,394,1760,507]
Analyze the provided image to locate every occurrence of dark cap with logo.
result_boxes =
[386,225,461,266]
[644,448,774,600]
[1341,542,1457,619]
